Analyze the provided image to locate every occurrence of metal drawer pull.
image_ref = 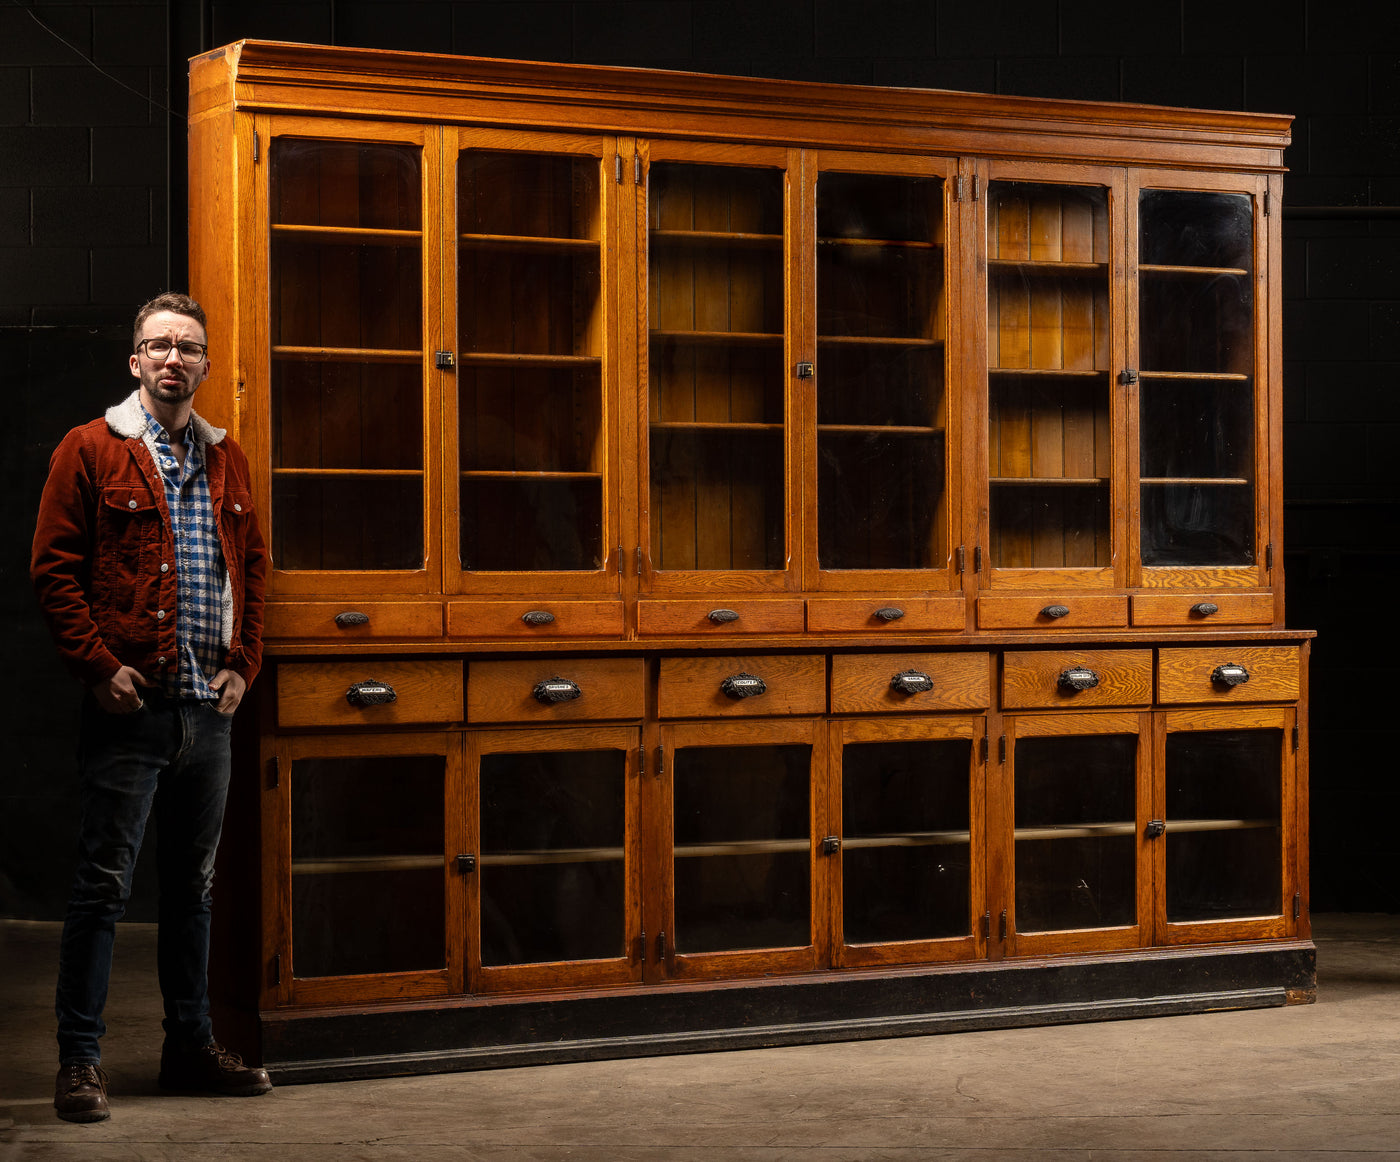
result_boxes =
[1041,604,1071,619]
[346,680,397,707]
[890,670,934,696]
[533,677,583,704]
[1145,820,1166,839]
[521,610,556,625]
[1190,602,1220,617]
[707,608,740,623]
[875,607,905,622]
[1057,666,1100,692]
[720,672,767,699]
[334,611,370,628]
[1211,663,1250,687]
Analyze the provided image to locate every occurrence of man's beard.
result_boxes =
[143,369,197,403]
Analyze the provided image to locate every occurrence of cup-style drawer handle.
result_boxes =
[1058,666,1100,692]
[721,672,767,699]
[1041,604,1071,619]
[1191,602,1220,617]
[521,610,556,626]
[708,608,740,624]
[334,611,370,628]
[1211,663,1250,687]
[533,677,583,704]
[890,670,934,696]
[346,680,397,707]
[875,607,905,622]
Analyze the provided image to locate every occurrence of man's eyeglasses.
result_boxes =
[136,338,207,364]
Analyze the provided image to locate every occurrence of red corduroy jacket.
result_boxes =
[31,391,268,690]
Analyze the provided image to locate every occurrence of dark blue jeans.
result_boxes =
[56,692,233,1065]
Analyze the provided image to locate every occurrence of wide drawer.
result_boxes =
[978,594,1128,631]
[658,654,826,718]
[1131,593,1275,628]
[447,600,625,639]
[637,599,805,637]
[467,658,645,723]
[1157,646,1300,704]
[831,652,990,713]
[278,660,463,728]
[263,601,443,640]
[807,598,965,634]
[1002,649,1153,709]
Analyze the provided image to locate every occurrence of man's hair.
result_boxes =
[132,292,207,350]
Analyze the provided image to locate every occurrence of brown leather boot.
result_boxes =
[54,1062,110,1123]
[158,1041,272,1096]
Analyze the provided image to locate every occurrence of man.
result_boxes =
[31,293,272,1122]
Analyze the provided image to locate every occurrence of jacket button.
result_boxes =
[158,657,167,667]
[128,499,138,509]
[160,563,169,573]
[156,609,166,620]
[234,503,243,512]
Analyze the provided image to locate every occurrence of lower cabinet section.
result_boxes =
[227,638,1313,1080]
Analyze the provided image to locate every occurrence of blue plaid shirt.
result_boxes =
[140,405,226,702]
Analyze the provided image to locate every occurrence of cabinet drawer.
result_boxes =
[278,660,463,728]
[1157,646,1300,704]
[831,652,990,713]
[264,601,443,640]
[978,595,1128,631]
[1131,593,1274,628]
[1002,649,1153,709]
[807,598,965,634]
[447,600,625,639]
[658,654,826,718]
[467,658,645,723]
[637,599,805,637]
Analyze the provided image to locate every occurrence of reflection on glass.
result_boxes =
[457,151,605,573]
[1166,729,1281,922]
[816,172,947,570]
[1014,734,1137,932]
[479,748,626,967]
[986,182,1112,570]
[842,739,972,944]
[648,163,786,571]
[673,744,810,953]
[290,755,444,978]
[269,139,424,572]
[1138,190,1255,567]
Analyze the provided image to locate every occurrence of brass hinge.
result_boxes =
[656,930,667,960]
[956,544,966,574]
[638,746,646,777]
[636,929,646,963]
[656,746,665,779]
[981,911,991,939]
[979,735,988,763]
[1293,892,1301,920]
[1264,190,1271,216]
[270,953,281,986]
[1265,543,1274,571]
[955,175,966,202]
[998,734,1007,764]
[253,131,260,164]
[999,908,1008,941]
[972,174,980,201]
[636,546,644,576]
[974,545,983,573]
[634,154,643,185]
[615,155,624,184]
[617,545,625,577]
[267,755,279,789]
[1292,726,1300,752]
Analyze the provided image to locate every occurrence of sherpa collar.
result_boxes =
[106,389,226,446]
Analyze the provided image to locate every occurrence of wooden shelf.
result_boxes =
[459,232,599,252]
[292,855,440,875]
[818,424,941,436]
[1141,477,1250,486]
[479,847,624,866]
[818,335,943,348]
[674,839,810,859]
[1014,818,1276,842]
[651,228,781,247]
[460,470,602,480]
[457,352,601,368]
[989,366,1106,378]
[1140,263,1249,277]
[272,467,424,477]
[1138,370,1250,382]
[272,224,421,246]
[651,329,783,346]
[842,830,971,850]
[650,421,782,433]
[818,236,941,251]
[988,259,1108,274]
[991,476,1108,486]
[272,345,421,364]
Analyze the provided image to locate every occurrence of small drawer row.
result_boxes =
[276,645,1301,728]
[264,591,1276,642]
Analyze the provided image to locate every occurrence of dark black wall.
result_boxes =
[3,0,1397,919]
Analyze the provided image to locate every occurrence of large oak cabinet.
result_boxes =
[189,41,1313,1082]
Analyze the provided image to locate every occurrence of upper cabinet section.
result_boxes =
[188,42,1290,637]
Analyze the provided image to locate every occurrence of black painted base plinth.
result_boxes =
[260,940,1316,1084]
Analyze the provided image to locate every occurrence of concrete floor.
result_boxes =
[1,916,1397,1160]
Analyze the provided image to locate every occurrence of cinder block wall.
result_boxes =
[3,0,1396,917]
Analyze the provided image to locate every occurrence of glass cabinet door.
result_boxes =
[642,144,796,591]
[1155,707,1295,944]
[467,726,640,991]
[275,733,460,1005]
[658,720,825,980]
[1003,712,1151,955]
[812,158,957,589]
[448,132,616,593]
[1133,177,1265,585]
[263,123,440,593]
[983,170,1124,588]
[832,717,982,967]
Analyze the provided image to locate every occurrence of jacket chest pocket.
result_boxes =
[218,488,253,558]
[97,486,163,612]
